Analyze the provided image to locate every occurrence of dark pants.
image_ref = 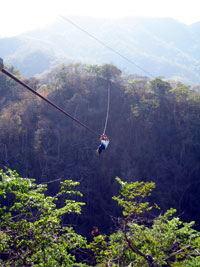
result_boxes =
[97,144,105,154]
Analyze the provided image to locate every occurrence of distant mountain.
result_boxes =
[1,16,200,85]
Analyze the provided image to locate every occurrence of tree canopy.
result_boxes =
[1,170,200,266]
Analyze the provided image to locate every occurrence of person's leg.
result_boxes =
[96,144,105,155]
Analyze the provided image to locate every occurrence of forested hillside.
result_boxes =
[1,62,200,265]
[1,62,200,232]
[2,16,200,84]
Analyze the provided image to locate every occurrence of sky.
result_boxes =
[1,0,200,37]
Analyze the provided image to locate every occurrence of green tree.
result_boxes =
[87,64,121,81]
[0,169,88,266]
[150,78,171,99]
[89,178,200,266]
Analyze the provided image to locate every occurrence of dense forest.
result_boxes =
[1,63,200,266]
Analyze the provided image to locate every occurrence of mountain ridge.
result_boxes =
[1,16,200,84]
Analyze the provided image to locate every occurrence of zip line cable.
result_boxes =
[0,67,102,137]
[103,82,110,135]
[60,16,155,79]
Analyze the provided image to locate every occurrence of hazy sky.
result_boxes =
[1,0,200,37]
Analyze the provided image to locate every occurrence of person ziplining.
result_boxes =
[0,58,110,155]
[96,135,110,156]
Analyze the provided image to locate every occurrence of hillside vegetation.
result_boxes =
[1,62,200,265]
[1,169,200,266]
[1,62,200,229]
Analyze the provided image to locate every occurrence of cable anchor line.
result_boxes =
[0,64,101,137]
[60,16,154,79]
